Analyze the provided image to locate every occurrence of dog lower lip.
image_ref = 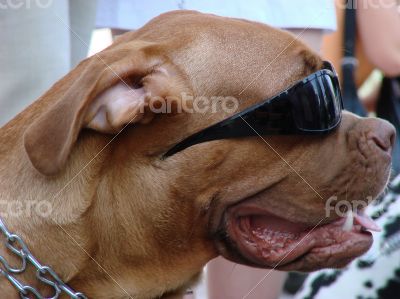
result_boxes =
[232,214,312,265]
[222,210,373,270]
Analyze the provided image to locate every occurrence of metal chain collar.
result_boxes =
[0,218,87,299]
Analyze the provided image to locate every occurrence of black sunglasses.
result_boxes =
[164,61,343,158]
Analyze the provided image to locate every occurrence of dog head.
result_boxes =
[21,10,394,297]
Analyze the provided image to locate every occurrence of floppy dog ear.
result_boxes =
[24,43,176,176]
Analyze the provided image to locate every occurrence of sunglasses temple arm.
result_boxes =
[162,118,255,158]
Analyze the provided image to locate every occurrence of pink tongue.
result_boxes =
[354,212,381,232]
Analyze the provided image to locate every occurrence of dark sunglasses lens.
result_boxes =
[290,74,342,132]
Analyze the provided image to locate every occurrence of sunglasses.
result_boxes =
[164,61,343,158]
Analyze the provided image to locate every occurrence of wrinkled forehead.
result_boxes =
[132,11,323,116]
[152,12,320,87]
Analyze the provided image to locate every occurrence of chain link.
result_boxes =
[0,218,87,299]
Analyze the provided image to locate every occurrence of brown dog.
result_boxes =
[0,10,395,298]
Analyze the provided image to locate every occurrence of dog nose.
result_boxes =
[369,118,396,153]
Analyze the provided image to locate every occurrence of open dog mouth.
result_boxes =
[220,204,380,272]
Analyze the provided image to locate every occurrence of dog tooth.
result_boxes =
[342,209,354,231]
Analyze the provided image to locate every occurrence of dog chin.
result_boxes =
[215,204,376,272]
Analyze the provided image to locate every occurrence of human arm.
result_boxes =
[357,0,400,76]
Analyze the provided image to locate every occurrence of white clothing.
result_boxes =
[96,0,336,31]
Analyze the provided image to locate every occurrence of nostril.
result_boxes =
[390,131,396,148]
[390,134,396,148]
[372,136,391,152]
[362,119,396,154]
[370,122,396,153]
